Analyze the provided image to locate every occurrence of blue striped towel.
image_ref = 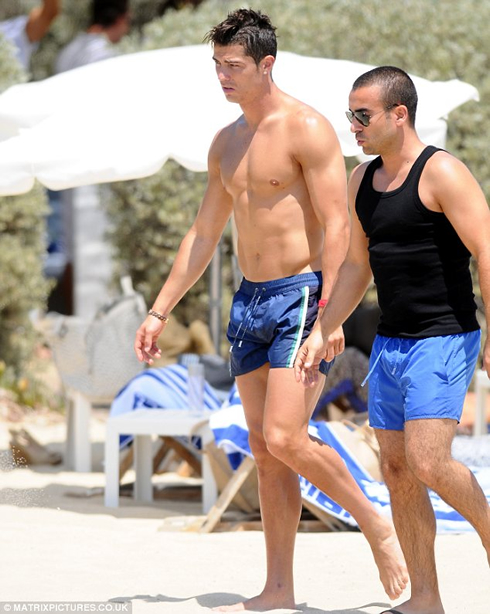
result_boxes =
[209,390,490,534]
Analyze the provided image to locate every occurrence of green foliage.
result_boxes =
[105,161,234,326]
[0,185,52,373]
[0,359,63,411]
[0,1,37,21]
[0,31,27,92]
[0,36,52,375]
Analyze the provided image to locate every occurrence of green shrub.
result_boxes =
[105,161,234,329]
[0,181,52,373]
[0,35,52,375]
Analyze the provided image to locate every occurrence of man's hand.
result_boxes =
[325,325,345,362]
[134,316,165,364]
[294,325,345,387]
[294,325,326,387]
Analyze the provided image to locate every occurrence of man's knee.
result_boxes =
[380,454,410,487]
[263,424,299,463]
[248,430,269,463]
[405,446,448,488]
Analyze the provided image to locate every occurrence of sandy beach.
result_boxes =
[1,405,489,614]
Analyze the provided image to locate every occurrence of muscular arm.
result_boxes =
[294,163,373,383]
[135,133,233,363]
[292,111,350,359]
[25,0,60,43]
[317,164,373,334]
[428,153,490,376]
[294,113,350,300]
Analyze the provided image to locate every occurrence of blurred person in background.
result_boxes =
[55,0,129,73]
[0,0,60,71]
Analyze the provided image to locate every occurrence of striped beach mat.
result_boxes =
[210,390,490,534]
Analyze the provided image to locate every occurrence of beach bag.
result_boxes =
[41,281,146,400]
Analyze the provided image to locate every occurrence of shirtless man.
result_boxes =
[295,66,490,614]
[134,10,407,611]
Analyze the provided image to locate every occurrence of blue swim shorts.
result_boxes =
[227,272,332,377]
[367,330,481,430]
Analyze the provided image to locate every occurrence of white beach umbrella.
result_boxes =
[0,44,479,196]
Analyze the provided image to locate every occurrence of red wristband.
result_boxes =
[318,299,328,308]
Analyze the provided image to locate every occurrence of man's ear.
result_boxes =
[261,55,275,75]
[395,104,409,124]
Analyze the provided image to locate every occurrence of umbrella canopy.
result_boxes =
[0,44,479,196]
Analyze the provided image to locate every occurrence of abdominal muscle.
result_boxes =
[233,191,324,282]
[219,104,325,282]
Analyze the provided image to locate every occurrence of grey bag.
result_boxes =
[41,285,146,400]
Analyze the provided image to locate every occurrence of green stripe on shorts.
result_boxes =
[287,286,309,368]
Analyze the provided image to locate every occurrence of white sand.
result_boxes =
[1,410,489,613]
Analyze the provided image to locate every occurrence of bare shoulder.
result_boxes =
[422,148,487,214]
[208,117,242,169]
[284,97,342,166]
[210,117,240,150]
[287,98,338,142]
[424,149,474,185]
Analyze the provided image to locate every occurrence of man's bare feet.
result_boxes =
[384,596,445,614]
[361,518,408,600]
[212,591,295,612]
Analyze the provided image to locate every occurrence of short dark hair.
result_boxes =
[204,8,277,66]
[91,0,129,28]
[352,66,418,126]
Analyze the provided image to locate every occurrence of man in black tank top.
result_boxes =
[295,66,490,614]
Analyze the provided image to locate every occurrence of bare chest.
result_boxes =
[220,127,302,201]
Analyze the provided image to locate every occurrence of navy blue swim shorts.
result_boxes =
[227,271,332,377]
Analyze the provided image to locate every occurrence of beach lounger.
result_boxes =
[108,366,490,533]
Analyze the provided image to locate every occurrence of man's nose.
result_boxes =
[217,68,229,82]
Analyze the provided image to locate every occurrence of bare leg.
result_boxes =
[263,368,407,601]
[405,419,490,566]
[377,428,444,614]
[214,366,407,611]
[213,364,300,612]
[377,419,490,614]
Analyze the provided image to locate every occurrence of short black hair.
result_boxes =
[352,66,418,126]
[204,8,277,66]
[91,0,129,28]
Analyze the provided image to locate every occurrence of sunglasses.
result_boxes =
[345,104,399,127]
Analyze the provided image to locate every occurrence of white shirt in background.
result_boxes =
[0,15,38,70]
[55,32,114,73]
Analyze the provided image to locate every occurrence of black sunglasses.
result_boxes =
[345,104,400,127]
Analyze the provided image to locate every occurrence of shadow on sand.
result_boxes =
[109,593,392,614]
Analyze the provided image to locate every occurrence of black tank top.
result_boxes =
[356,145,479,337]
